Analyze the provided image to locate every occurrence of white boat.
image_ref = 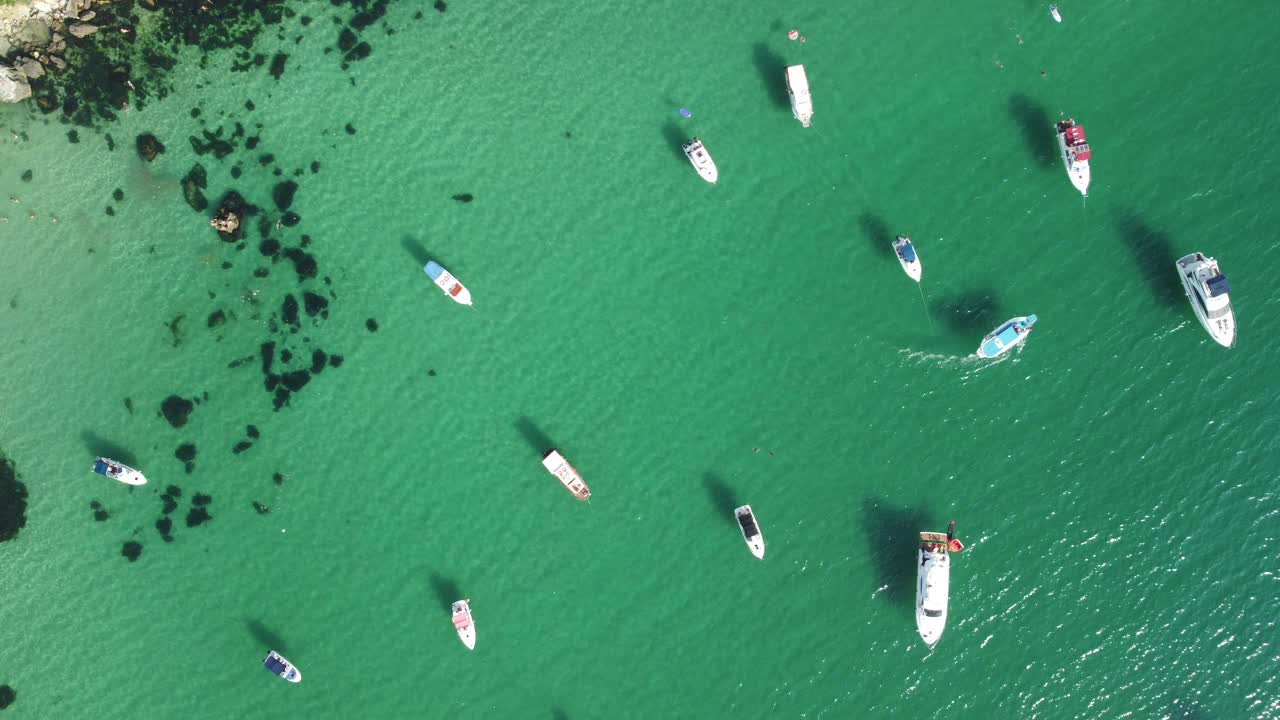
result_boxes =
[785,64,813,128]
[262,650,302,683]
[452,599,476,650]
[423,261,472,305]
[977,315,1038,358]
[681,137,719,184]
[541,449,591,500]
[92,457,146,486]
[1050,4,1062,22]
[916,531,950,648]
[1055,118,1091,196]
[892,235,922,282]
[734,505,765,559]
[1176,252,1236,348]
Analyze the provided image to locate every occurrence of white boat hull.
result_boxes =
[682,138,719,184]
[892,237,922,282]
[915,546,949,648]
[734,505,765,560]
[1177,253,1236,348]
[423,262,472,306]
[1056,130,1090,196]
[452,600,476,650]
[1050,6,1062,22]
[541,449,591,500]
[93,457,146,486]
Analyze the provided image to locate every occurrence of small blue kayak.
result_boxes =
[977,315,1038,358]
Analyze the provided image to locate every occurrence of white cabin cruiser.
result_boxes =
[1050,4,1062,22]
[1176,252,1236,348]
[262,651,301,683]
[541,449,591,500]
[681,137,719,184]
[734,505,765,560]
[785,64,813,128]
[892,235,921,282]
[452,599,476,650]
[916,531,950,648]
[1055,118,1091,196]
[92,457,146,486]
[423,261,472,306]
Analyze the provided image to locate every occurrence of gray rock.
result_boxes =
[78,10,95,21]
[0,65,32,103]
[48,55,65,70]
[18,58,44,79]
[68,22,97,38]
[0,36,12,59]
[17,18,51,45]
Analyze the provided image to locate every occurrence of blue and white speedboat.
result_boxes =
[92,457,146,486]
[976,315,1038,358]
[892,235,921,282]
[263,650,301,683]
[423,261,473,306]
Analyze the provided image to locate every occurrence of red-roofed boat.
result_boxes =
[1055,119,1091,196]
[452,599,476,650]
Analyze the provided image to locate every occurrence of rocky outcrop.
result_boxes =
[0,0,100,102]
[0,65,31,103]
[67,22,97,38]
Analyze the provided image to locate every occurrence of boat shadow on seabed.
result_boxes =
[429,573,463,614]
[1008,93,1057,168]
[1112,209,1186,310]
[861,497,934,613]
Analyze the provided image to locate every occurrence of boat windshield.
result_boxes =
[923,608,943,618]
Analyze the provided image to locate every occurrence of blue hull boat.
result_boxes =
[977,315,1038,358]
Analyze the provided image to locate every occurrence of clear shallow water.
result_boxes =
[1,1,1279,718]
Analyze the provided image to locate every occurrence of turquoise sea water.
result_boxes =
[2,1,1280,718]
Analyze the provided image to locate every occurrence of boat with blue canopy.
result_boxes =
[892,235,922,282]
[92,457,146,486]
[262,650,301,683]
[976,315,1038,358]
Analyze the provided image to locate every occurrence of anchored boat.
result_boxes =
[977,315,1038,358]
[916,525,958,649]
[734,505,765,559]
[1176,252,1236,348]
[785,64,813,128]
[892,235,922,282]
[262,651,302,683]
[423,261,472,306]
[92,457,146,486]
[1055,118,1091,196]
[1050,4,1062,22]
[541,449,591,500]
[681,137,719,184]
[452,599,476,650]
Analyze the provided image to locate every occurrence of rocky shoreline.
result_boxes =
[0,0,109,102]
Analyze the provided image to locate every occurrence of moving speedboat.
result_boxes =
[1050,4,1062,22]
[977,315,1038,358]
[1055,119,1091,196]
[1176,252,1236,348]
[262,650,302,683]
[785,64,813,128]
[92,457,146,486]
[452,599,476,650]
[682,137,719,184]
[916,531,951,648]
[892,235,922,282]
[423,261,472,306]
[734,505,765,560]
[541,449,591,500]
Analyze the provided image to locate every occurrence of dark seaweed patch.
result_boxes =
[192,493,211,507]
[156,516,174,542]
[269,53,288,80]
[452,193,473,203]
[366,318,378,332]
[228,354,255,369]
[338,27,357,52]
[106,207,116,217]
[136,133,165,162]
[273,471,285,485]
[247,425,260,439]
[67,130,80,144]
[122,541,143,562]
[189,129,235,159]
[175,444,197,463]
[181,164,208,212]
[0,455,29,543]
[281,294,299,326]
[281,211,300,227]
[233,440,253,454]
[281,371,310,392]
[310,161,320,174]
[20,170,32,182]
[344,42,371,62]
[207,309,226,328]
[161,396,194,428]
[253,501,272,514]
[283,247,317,280]
[303,292,328,318]
[94,508,110,522]
[280,349,293,364]
[260,238,281,257]
[310,349,328,373]
[329,354,344,368]
[434,0,447,11]
[273,181,297,211]
[0,684,14,709]
[345,123,356,135]
[186,506,211,527]
[113,188,125,201]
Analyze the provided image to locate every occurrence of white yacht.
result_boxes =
[734,505,765,560]
[262,650,302,683]
[423,261,473,306]
[915,531,950,648]
[92,457,146,486]
[785,64,813,128]
[1055,118,1091,196]
[1050,4,1062,22]
[452,599,476,650]
[682,137,718,184]
[892,235,921,282]
[1176,252,1236,348]
[541,449,591,500]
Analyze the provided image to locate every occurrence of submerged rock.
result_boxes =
[181,164,209,212]
[272,181,297,211]
[247,425,260,439]
[0,455,27,543]
[303,292,328,317]
[136,133,165,162]
[175,444,197,463]
[161,396,194,428]
[122,541,143,562]
[207,309,226,328]
[0,684,14,709]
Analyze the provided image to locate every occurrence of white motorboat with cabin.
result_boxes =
[785,64,813,128]
[452,599,476,650]
[681,137,718,184]
[1055,118,1091,196]
[734,505,765,560]
[916,531,951,648]
[892,235,921,282]
[541,449,591,500]
[977,315,1038,359]
[1176,252,1236,348]
[423,261,472,306]
[92,457,146,486]
[1050,4,1062,22]
[262,650,302,683]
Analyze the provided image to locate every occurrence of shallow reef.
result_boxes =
[0,454,29,544]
